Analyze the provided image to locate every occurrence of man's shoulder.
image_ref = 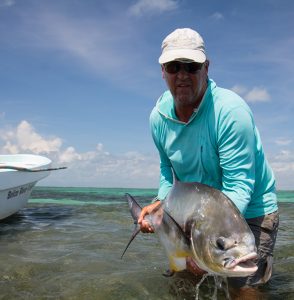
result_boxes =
[150,105,160,120]
[211,85,251,115]
[213,85,244,105]
[150,101,164,128]
[150,91,173,123]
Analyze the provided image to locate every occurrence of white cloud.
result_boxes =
[275,138,292,146]
[0,120,159,188]
[17,9,158,94]
[231,85,271,103]
[128,0,178,17]
[1,120,293,189]
[231,85,247,95]
[272,150,293,163]
[210,12,224,21]
[32,13,128,73]
[58,146,81,164]
[52,147,159,188]
[245,87,270,102]
[0,0,15,8]
[4,4,161,98]
[0,120,62,154]
[270,149,294,190]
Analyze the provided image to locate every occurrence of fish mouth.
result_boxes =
[223,252,258,275]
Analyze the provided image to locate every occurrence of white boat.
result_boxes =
[0,154,52,220]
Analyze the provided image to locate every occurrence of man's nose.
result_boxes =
[176,67,189,79]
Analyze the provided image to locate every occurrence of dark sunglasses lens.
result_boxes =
[164,62,203,74]
[164,62,180,74]
[187,63,203,73]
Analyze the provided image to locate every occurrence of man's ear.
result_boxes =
[161,65,165,79]
[204,60,210,70]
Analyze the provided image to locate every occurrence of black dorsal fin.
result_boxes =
[162,208,190,245]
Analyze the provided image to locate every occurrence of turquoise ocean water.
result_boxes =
[0,187,293,299]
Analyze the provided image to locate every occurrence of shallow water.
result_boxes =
[0,188,293,299]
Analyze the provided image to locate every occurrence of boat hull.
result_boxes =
[0,181,38,220]
[0,154,52,220]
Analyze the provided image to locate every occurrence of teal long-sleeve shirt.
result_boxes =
[150,79,278,219]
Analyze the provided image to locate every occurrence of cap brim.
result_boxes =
[159,49,206,64]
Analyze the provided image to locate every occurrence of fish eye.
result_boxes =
[216,237,226,251]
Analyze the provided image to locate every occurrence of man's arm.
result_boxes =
[138,110,174,233]
[150,111,173,201]
[218,106,256,214]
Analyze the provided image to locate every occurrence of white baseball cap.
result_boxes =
[158,28,206,64]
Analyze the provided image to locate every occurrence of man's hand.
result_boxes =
[138,200,161,233]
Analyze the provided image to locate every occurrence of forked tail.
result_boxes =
[121,193,142,259]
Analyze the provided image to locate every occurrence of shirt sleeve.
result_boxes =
[217,106,256,214]
[150,111,173,201]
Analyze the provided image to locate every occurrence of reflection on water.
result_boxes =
[0,188,293,299]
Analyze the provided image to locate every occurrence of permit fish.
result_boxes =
[122,179,258,277]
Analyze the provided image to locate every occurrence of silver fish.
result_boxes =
[122,179,258,277]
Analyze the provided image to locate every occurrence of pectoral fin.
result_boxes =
[126,193,142,222]
[162,256,187,277]
[162,269,175,277]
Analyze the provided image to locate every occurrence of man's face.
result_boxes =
[162,61,209,109]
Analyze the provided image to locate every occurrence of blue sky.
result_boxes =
[0,0,293,189]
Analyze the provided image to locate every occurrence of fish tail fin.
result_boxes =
[121,193,142,259]
[126,193,142,222]
[120,226,141,259]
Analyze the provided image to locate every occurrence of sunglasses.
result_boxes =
[163,61,204,74]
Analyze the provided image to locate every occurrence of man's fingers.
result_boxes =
[138,207,147,224]
[138,202,161,233]
[140,219,154,233]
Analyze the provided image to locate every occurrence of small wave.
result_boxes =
[29,198,124,206]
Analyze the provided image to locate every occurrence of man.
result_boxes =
[138,28,279,287]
